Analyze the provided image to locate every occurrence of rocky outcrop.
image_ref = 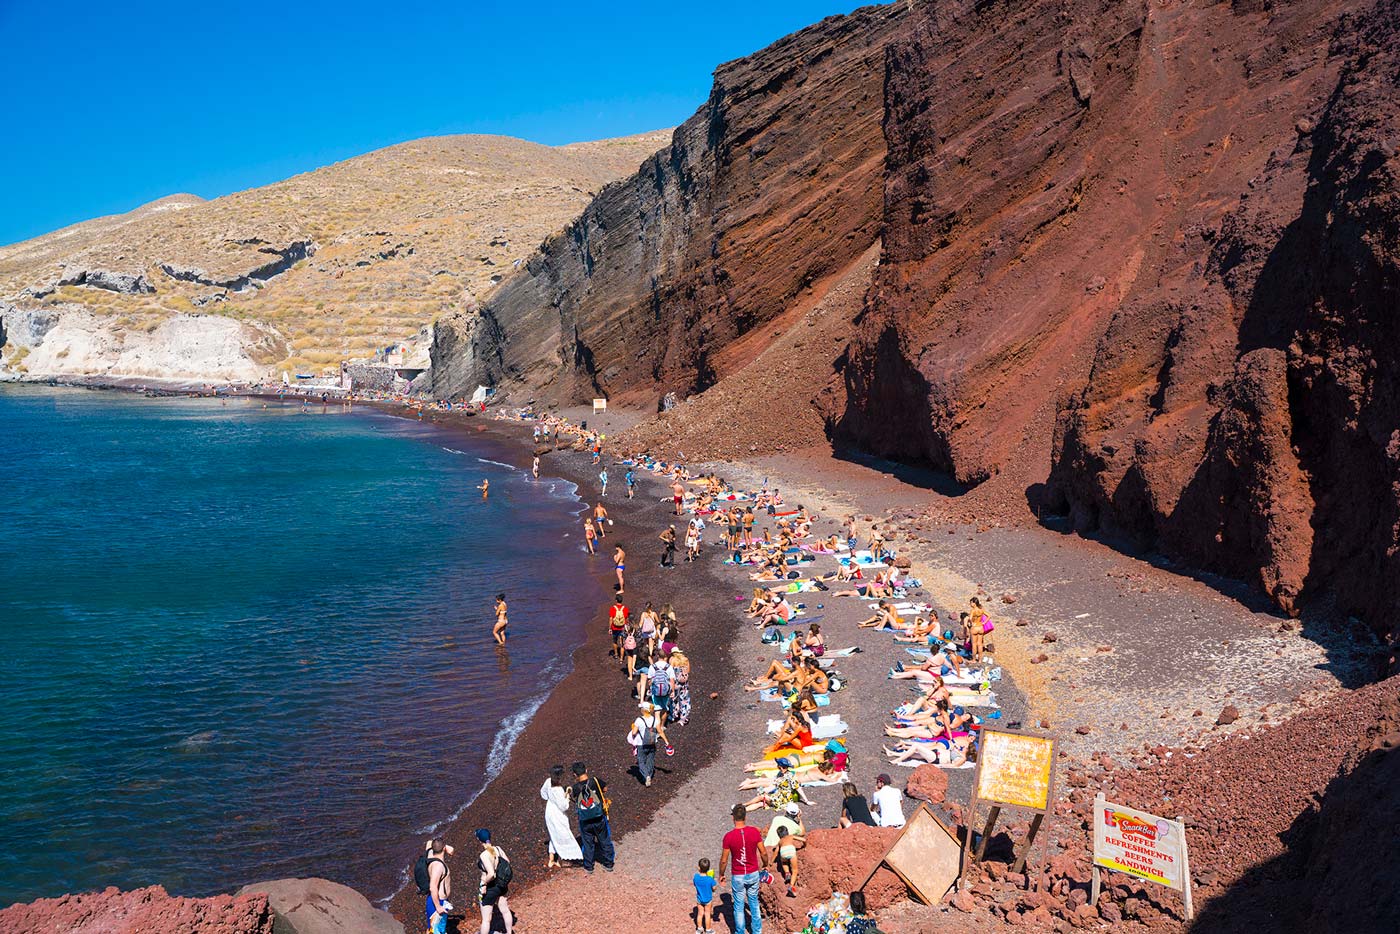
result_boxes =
[236,879,403,934]
[159,239,316,291]
[426,0,1398,631]
[1046,0,1400,631]
[428,3,904,403]
[0,885,274,934]
[57,266,154,294]
[0,306,286,382]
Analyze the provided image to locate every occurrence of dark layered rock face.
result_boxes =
[429,3,905,403]
[430,0,1400,633]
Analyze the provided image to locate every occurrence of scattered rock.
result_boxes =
[1042,631,1058,643]
[905,763,949,804]
[238,879,402,934]
[1031,653,1050,664]
[1217,705,1241,726]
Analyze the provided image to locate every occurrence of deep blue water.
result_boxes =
[0,386,598,906]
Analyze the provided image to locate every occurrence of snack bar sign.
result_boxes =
[1092,798,1187,891]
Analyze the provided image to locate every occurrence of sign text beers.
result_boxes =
[1091,796,1187,890]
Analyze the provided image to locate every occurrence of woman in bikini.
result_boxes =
[803,623,826,657]
[763,707,816,757]
[968,597,991,664]
[492,593,509,646]
[583,517,598,555]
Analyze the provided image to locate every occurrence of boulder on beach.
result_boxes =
[904,763,948,804]
[757,825,904,934]
[237,879,403,934]
[0,885,274,934]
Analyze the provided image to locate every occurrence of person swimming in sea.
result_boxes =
[479,479,489,499]
[493,593,509,646]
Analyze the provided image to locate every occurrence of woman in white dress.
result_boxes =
[541,765,583,867]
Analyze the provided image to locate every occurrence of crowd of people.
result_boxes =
[413,407,1003,934]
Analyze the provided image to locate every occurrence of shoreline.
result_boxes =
[370,404,746,928]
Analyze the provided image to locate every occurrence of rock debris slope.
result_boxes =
[432,0,1400,635]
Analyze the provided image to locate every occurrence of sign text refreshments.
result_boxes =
[1092,797,1187,890]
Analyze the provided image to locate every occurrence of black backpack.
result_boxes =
[414,854,444,895]
[494,851,514,886]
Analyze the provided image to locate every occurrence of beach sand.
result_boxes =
[338,402,1373,932]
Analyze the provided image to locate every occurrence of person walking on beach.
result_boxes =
[570,762,614,872]
[660,525,678,568]
[474,829,513,934]
[542,765,583,867]
[694,858,717,934]
[608,597,630,660]
[629,701,670,786]
[584,517,598,554]
[594,502,609,537]
[493,594,509,646]
[599,466,609,498]
[672,480,686,516]
[420,838,452,934]
[625,468,636,500]
[718,804,768,934]
[613,544,626,593]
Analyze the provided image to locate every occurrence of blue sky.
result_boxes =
[0,1,873,246]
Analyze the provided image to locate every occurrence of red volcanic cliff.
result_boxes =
[431,0,1400,634]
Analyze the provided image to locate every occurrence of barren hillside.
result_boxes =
[0,131,669,379]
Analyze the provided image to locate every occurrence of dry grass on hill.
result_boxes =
[0,131,670,372]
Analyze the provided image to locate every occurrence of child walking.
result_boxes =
[692,858,716,934]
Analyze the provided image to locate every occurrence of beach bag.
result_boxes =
[493,851,513,886]
[761,626,783,644]
[981,615,995,634]
[414,855,443,895]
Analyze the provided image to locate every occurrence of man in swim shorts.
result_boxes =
[672,480,686,516]
[424,838,452,934]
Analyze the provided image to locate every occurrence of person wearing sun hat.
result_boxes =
[629,700,670,786]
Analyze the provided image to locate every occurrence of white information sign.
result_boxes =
[1092,795,1188,891]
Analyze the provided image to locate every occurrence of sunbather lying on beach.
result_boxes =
[746,659,799,692]
[740,759,813,812]
[736,749,848,789]
[882,734,976,767]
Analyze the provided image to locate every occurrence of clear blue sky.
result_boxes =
[0,0,873,246]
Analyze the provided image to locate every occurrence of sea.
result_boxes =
[0,385,600,907]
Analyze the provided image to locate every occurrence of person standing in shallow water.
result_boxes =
[478,478,489,499]
[493,593,509,646]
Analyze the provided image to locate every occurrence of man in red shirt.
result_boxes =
[608,597,629,660]
[717,804,769,934]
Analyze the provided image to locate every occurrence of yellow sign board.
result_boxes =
[975,730,1054,811]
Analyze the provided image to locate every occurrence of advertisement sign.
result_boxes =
[1091,793,1194,918]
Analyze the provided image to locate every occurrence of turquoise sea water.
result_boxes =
[0,386,598,906]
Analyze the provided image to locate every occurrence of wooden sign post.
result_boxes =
[961,728,1058,878]
[859,805,962,904]
[1090,793,1195,920]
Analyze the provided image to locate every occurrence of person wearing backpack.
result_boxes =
[569,761,614,872]
[629,701,671,786]
[413,838,453,934]
[474,828,513,934]
[649,657,675,722]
